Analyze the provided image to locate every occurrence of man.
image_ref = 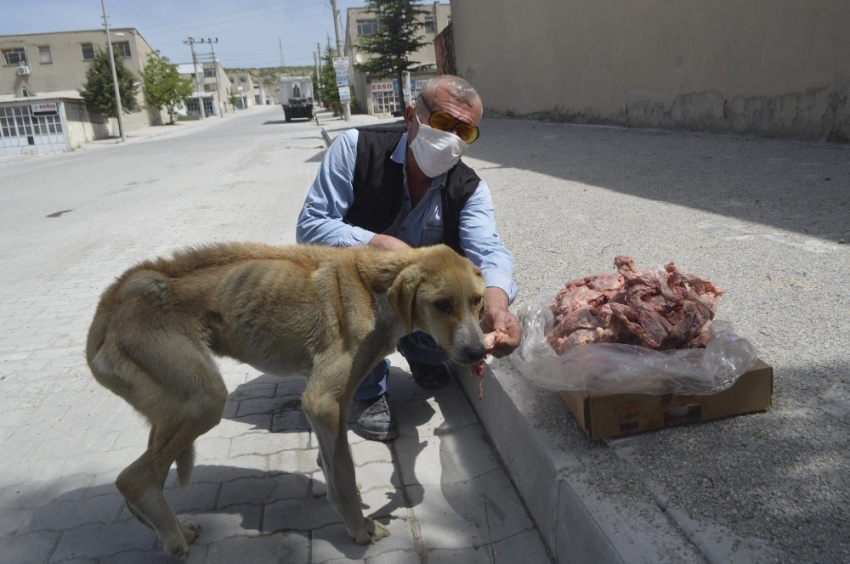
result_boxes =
[296,75,521,441]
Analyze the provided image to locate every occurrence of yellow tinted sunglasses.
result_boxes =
[418,95,480,144]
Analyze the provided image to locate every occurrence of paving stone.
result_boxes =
[164,482,222,514]
[228,428,308,456]
[269,447,322,475]
[271,409,311,431]
[0,531,60,564]
[185,506,264,544]
[17,493,125,535]
[218,473,312,507]
[311,518,415,564]
[194,437,232,461]
[395,423,502,487]
[406,472,534,550]
[50,520,157,561]
[202,532,309,564]
[263,497,343,533]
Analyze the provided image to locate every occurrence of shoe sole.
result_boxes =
[352,424,398,442]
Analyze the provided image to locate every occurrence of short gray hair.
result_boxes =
[417,75,481,111]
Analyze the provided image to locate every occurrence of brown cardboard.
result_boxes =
[559,359,773,440]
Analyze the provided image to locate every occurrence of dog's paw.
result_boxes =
[180,520,201,544]
[164,535,190,558]
[353,517,390,544]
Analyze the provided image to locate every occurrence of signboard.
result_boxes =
[31,102,58,115]
[333,57,349,70]
[370,81,394,93]
[335,69,349,87]
[338,86,351,103]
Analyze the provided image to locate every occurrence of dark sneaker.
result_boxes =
[410,361,452,390]
[351,394,398,442]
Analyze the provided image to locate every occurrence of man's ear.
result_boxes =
[387,267,422,334]
[405,104,417,132]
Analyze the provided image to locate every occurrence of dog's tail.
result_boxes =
[176,444,195,489]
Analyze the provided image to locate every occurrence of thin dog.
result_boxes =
[86,242,487,557]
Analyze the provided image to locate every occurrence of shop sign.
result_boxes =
[31,102,59,115]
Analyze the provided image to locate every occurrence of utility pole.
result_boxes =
[199,38,222,118]
[329,0,350,121]
[314,49,322,107]
[100,0,125,141]
[184,37,205,119]
[279,38,285,68]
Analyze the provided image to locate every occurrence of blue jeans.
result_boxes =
[354,331,449,400]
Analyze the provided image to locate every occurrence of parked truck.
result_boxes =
[280,76,314,121]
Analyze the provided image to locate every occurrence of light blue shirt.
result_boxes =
[296,128,518,302]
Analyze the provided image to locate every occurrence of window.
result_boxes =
[424,17,436,33]
[229,77,234,84]
[239,76,247,83]
[38,46,52,64]
[357,19,378,36]
[204,84,214,92]
[2,48,27,66]
[81,43,95,60]
[112,41,131,58]
[203,67,216,78]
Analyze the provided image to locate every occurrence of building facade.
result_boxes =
[177,59,233,118]
[0,28,166,156]
[227,71,258,109]
[451,0,850,142]
[343,2,451,116]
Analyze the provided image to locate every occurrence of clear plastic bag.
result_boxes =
[510,295,758,395]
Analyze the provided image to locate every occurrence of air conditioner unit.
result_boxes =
[17,65,31,75]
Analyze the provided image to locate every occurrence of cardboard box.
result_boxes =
[559,359,773,440]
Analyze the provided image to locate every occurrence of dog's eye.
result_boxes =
[435,300,452,314]
[473,296,483,307]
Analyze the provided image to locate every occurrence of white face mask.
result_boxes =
[410,114,468,178]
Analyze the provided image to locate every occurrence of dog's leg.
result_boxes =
[302,357,390,545]
[96,340,227,557]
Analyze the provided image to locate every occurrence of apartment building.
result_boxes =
[0,28,166,156]
[176,60,232,118]
[227,71,258,109]
[343,2,451,116]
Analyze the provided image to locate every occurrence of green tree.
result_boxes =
[354,0,428,109]
[140,52,193,125]
[319,44,340,112]
[79,49,140,121]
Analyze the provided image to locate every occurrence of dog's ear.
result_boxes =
[387,267,422,334]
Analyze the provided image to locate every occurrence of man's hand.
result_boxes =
[479,287,522,358]
[368,234,411,251]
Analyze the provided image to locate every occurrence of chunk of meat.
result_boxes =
[547,256,724,354]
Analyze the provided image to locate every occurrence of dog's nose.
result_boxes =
[460,343,486,364]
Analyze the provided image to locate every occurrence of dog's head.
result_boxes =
[387,245,487,365]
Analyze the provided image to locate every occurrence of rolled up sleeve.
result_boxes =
[458,180,519,303]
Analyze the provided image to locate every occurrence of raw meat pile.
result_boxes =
[546,256,724,354]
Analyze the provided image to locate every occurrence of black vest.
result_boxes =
[344,125,480,256]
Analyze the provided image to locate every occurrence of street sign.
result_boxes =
[31,102,58,115]
[333,57,349,70]
[338,86,351,103]
[336,74,349,87]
